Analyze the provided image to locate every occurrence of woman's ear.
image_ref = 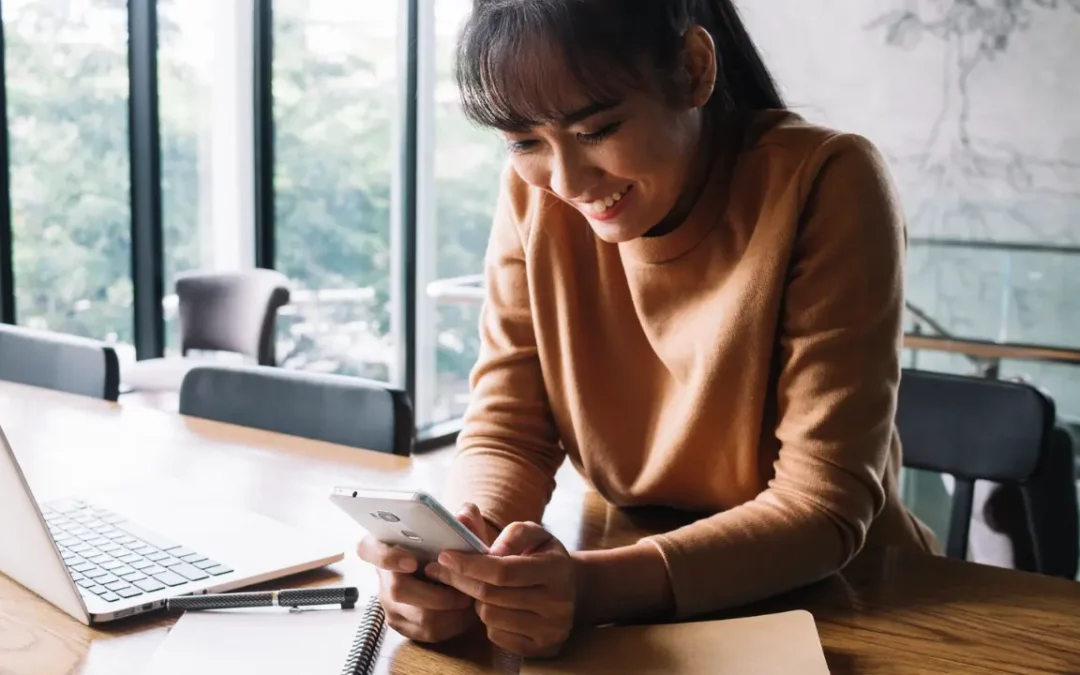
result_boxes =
[682,25,717,109]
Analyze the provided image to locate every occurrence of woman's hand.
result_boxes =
[356,503,498,643]
[426,521,576,658]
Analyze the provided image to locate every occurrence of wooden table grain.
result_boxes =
[2,383,1079,675]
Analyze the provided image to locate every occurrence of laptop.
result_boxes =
[0,424,346,625]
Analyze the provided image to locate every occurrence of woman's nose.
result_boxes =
[548,150,596,201]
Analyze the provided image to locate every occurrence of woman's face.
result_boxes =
[499,28,717,243]
[502,91,705,243]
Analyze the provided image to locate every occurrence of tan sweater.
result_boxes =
[447,111,938,619]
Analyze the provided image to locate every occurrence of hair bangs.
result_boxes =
[455,1,646,132]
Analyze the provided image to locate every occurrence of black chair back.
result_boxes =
[0,324,119,401]
[179,364,413,455]
[896,369,1074,575]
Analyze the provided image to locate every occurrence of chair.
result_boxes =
[178,364,414,455]
[123,269,291,393]
[897,368,1078,577]
[0,324,120,401]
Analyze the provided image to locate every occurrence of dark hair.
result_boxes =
[455,0,785,132]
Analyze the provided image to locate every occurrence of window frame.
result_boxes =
[0,14,13,325]
[130,0,167,360]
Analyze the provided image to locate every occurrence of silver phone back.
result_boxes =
[330,488,486,563]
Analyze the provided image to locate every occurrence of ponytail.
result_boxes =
[691,0,785,113]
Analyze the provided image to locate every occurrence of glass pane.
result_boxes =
[415,0,507,427]
[5,0,133,363]
[273,0,400,380]
[906,245,1080,348]
[905,243,1080,418]
[158,0,214,354]
[900,468,953,547]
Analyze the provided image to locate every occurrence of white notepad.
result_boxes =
[521,610,830,675]
[143,601,386,675]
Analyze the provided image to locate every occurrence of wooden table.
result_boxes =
[3,383,1080,675]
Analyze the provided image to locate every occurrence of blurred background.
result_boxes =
[0,0,1077,553]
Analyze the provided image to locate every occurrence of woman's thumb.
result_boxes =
[489,521,550,557]
[455,502,485,534]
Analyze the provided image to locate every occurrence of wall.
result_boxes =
[741,0,1080,416]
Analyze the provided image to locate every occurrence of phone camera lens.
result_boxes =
[352,491,358,498]
[376,511,400,522]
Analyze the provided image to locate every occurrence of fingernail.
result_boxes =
[438,553,458,571]
[425,563,443,581]
[397,557,417,573]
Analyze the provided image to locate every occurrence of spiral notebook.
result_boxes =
[142,595,387,675]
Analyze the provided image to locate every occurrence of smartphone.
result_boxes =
[329,487,488,564]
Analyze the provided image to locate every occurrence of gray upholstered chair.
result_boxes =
[179,364,414,455]
[0,323,120,400]
[123,269,290,393]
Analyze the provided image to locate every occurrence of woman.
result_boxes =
[359,0,938,657]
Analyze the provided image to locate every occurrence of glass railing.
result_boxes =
[904,238,1080,420]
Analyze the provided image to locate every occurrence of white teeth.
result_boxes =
[586,186,630,213]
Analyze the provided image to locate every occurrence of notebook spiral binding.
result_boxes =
[340,597,387,675]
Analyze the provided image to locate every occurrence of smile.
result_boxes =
[583,185,633,221]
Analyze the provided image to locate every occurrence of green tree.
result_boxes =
[157,0,203,300]
[5,0,503,406]
[270,0,505,393]
[271,0,396,379]
[6,0,133,346]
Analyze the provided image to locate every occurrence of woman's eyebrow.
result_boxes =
[558,100,621,126]
[500,99,622,133]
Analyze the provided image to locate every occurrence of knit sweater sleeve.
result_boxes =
[444,168,567,529]
[641,134,906,618]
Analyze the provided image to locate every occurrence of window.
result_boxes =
[414,0,507,428]
[272,0,401,380]
[4,0,133,362]
[158,0,211,353]
[158,0,255,354]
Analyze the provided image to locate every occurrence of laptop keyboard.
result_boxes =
[42,498,234,604]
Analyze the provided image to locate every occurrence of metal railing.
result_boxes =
[908,237,1080,256]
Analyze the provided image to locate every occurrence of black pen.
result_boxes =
[165,586,360,612]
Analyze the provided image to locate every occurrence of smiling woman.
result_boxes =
[357,0,939,659]
[453,1,785,249]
